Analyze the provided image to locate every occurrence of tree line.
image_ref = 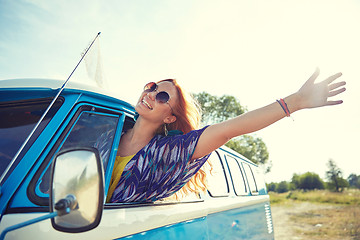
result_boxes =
[267,159,360,193]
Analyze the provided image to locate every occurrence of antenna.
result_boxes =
[0,32,102,184]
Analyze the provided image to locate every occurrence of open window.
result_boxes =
[29,105,124,206]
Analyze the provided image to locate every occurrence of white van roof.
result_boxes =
[0,78,123,102]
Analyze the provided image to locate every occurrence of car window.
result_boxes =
[35,110,120,198]
[0,98,63,182]
[205,151,229,197]
[249,165,266,192]
[243,163,258,194]
[225,155,247,196]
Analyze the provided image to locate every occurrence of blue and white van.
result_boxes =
[0,78,274,239]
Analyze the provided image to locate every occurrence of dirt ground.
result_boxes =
[271,202,340,240]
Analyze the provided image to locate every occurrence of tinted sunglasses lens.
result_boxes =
[144,82,157,92]
[156,91,170,103]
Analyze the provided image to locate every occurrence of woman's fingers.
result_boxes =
[328,80,346,98]
[329,81,346,91]
[328,87,346,98]
[326,100,344,106]
[298,68,346,109]
[324,72,343,84]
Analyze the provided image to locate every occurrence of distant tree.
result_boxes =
[298,172,324,190]
[348,174,360,189]
[325,159,349,192]
[290,173,301,190]
[276,181,289,193]
[193,92,271,172]
[194,92,247,125]
[267,182,277,192]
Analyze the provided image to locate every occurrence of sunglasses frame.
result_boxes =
[143,82,175,115]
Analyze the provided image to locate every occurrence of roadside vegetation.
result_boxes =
[270,188,360,205]
[268,159,360,239]
[269,189,360,239]
[267,159,359,194]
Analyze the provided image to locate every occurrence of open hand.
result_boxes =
[297,68,346,110]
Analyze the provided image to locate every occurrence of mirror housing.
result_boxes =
[50,147,104,233]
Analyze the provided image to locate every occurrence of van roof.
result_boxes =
[219,145,257,167]
[0,78,122,101]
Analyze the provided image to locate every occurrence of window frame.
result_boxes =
[242,163,259,195]
[224,155,248,196]
[28,104,124,206]
[205,150,230,198]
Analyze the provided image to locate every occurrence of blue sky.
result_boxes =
[1,0,359,182]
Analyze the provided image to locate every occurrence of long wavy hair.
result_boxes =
[156,79,211,200]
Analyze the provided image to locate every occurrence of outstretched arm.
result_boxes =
[192,68,346,159]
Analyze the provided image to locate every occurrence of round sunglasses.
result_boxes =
[143,82,175,113]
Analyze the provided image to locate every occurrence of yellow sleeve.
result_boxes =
[106,154,135,202]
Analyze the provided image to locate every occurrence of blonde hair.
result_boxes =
[157,79,211,200]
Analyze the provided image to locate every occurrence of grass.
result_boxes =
[269,189,360,239]
[270,188,360,205]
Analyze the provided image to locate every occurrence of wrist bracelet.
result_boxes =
[276,98,291,117]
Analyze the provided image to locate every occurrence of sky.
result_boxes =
[1,0,359,183]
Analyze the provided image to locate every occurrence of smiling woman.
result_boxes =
[106,70,346,203]
[108,79,209,202]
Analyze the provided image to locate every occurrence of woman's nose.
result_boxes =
[147,91,157,101]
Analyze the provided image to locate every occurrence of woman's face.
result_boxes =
[136,81,178,124]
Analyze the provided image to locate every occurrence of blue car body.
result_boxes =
[0,79,274,239]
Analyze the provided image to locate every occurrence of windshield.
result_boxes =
[0,98,63,180]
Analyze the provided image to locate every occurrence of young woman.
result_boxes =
[107,68,346,203]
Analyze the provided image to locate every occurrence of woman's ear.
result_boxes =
[164,115,177,124]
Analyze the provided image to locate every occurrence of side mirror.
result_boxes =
[50,147,104,233]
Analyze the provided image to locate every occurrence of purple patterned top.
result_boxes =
[109,126,211,203]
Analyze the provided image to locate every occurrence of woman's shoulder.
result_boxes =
[153,126,209,146]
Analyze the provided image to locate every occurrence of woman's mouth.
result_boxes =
[142,99,153,110]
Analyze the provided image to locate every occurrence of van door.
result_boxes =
[3,103,209,239]
[1,104,124,239]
